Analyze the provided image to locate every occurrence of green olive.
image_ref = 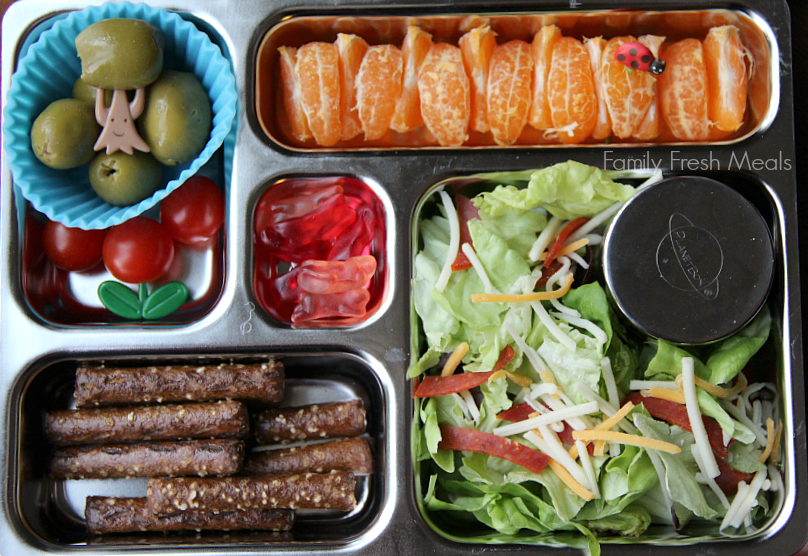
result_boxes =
[72,78,113,106]
[31,99,101,169]
[89,150,162,206]
[139,71,211,166]
[75,18,164,90]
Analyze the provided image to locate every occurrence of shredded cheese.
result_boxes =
[722,469,768,530]
[574,382,637,434]
[594,441,606,457]
[681,358,720,479]
[532,298,577,352]
[551,312,608,345]
[566,250,590,269]
[537,425,592,490]
[691,444,731,510]
[576,439,600,499]
[487,370,533,388]
[601,358,620,410]
[525,431,595,500]
[675,372,748,399]
[769,420,783,464]
[641,387,686,405]
[529,216,562,262]
[571,430,682,454]
[567,401,635,460]
[530,382,559,399]
[724,398,768,447]
[537,238,590,261]
[758,418,775,463]
[435,190,460,293]
[630,380,679,391]
[460,389,480,422]
[493,401,599,437]
[472,274,574,303]
[503,321,548,375]
[441,342,469,377]
[462,243,498,294]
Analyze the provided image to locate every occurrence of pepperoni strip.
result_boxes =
[714,454,755,495]
[451,195,480,271]
[413,371,495,398]
[625,392,730,458]
[543,217,589,268]
[496,402,594,455]
[438,425,551,474]
[492,345,516,372]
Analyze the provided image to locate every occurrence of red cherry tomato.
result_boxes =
[102,216,174,283]
[160,176,225,244]
[42,220,106,272]
[24,212,45,269]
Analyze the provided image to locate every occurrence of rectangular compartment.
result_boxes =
[7,352,385,547]
[409,168,796,548]
[256,8,776,151]
[13,9,236,327]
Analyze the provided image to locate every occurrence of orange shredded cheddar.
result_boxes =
[758,418,776,463]
[769,419,783,464]
[568,401,634,460]
[488,370,533,388]
[675,373,748,398]
[537,238,590,261]
[441,342,469,377]
[472,274,574,303]
[548,460,595,501]
[572,430,682,454]
[641,387,686,405]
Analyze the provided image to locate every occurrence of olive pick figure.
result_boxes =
[94,88,151,155]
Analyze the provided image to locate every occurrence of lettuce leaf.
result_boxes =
[706,306,771,385]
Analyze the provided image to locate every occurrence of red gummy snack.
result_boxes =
[253,177,385,327]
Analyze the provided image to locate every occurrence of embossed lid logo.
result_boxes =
[655,213,723,300]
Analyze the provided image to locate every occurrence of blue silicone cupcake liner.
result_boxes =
[3,2,237,230]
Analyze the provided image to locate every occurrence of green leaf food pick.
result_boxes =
[98,281,188,320]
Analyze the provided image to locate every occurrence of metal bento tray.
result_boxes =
[0,0,805,555]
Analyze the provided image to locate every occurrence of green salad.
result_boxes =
[410,161,782,554]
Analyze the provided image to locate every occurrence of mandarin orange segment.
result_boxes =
[658,38,710,141]
[418,43,471,146]
[391,26,433,133]
[528,25,561,130]
[487,40,534,145]
[584,36,611,140]
[601,36,656,139]
[704,25,747,133]
[632,35,665,140]
[296,42,342,147]
[459,24,497,133]
[547,36,597,144]
[336,33,369,141]
[277,46,311,142]
[356,45,405,141]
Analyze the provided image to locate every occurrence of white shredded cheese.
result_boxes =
[601,358,620,414]
[537,425,592,490]
[629,380,680,391]
[741,383,766,412]
[503,321,548,374]
[529,216,562,262]
[538,392,590,432]
[723,469,768,530]
[531,299,577,352]
[461,243,498,294]
[576,439,600,499]
[452,392,470,420]
[574,382,637,434]
[493,401,599,437]
[723,430,733,447]
[580,233,602,246]
[525,398,566,433]
[435,190,460,293]
[529,383,560,399]
[513,387,531,406]
[567,169,663,244]
[565,250,589,269]
[767,464,782,493]
[690,444,731,509]
[460,389,480,422]
[557,391,596,431]
[752,400,762,426]
[551,312,608,345]
[724,398,768,447]
[681,357,720,479]
[546,257,572,289]
[721,481,750,531]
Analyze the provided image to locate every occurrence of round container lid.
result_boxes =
[602,176,774,345]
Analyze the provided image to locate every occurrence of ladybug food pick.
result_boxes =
[615,42,666,74]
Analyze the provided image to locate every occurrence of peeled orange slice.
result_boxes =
[459,24,497,133]
[528,25,561,131]
[704,25,747,133]
[418,43,471,146]
[632,35,665,141]
[336,33,369,141]
[658,38,710,141]
[296,42,342,147]
[487,40,534,145]
[547,36,597,144]
[584,36,611,140]
[356,45,404,141]
[277,46,311,143]
[601,36,656,139]
[391,26,433,133]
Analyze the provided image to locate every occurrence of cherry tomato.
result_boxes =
[24,212,45,269]
[160,176,225,244]
[102,216,174,283]
[42,220,106,271]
